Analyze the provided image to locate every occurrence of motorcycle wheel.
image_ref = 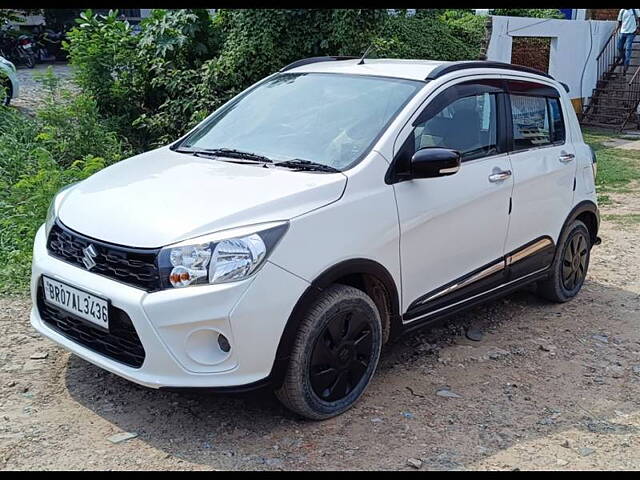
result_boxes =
[25,53,36,69]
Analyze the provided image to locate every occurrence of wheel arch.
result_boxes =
[564,200,600,246]
[268,258,401,388]
[546,200,599,273]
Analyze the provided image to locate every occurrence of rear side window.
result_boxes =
[548,97,565,143]
[510,95,551,150]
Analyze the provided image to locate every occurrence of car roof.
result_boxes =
[282,57,558,85]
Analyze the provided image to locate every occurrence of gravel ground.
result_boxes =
[10,63,75,114]
[1,73,639,470]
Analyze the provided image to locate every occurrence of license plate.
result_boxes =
[42,276,109,329]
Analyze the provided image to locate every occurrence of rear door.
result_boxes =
[502,77,577,277]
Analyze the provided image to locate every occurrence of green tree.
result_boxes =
[490,9,564,19]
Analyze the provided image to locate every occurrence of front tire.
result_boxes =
[537,220,591,303]
[275,284,382,420]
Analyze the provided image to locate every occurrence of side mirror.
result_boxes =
[410,147,461,179]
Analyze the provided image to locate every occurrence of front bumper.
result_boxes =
[30,225,309,389]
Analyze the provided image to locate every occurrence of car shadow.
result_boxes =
[63,279,640,470]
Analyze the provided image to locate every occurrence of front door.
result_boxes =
[391,79,514,322]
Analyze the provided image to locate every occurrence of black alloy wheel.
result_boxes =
[275,284,382,420]
[537,219,591,303]
[309,309,374,402]
[561,231,588,291]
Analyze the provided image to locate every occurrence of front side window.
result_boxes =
[411,92,498,162]
[178,73,422,170]
[510,94,551,150]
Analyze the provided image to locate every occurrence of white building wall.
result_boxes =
[486,15,616,103]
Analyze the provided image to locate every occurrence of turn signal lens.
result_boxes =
[168,265,207,288]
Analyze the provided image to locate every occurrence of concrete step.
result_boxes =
[580,120,630,130]
[594,87,633,95]
[596,80,632,89]
[590,91,634,100]
[586,113,632,121]
[593,104,633,112]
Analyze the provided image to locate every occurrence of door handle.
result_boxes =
[559,152,575,163]
[488,170,512,182]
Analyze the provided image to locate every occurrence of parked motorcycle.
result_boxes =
[33,26,66,63]
[0,30,36,68]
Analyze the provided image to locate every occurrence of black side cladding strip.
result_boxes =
[404,236,555,321]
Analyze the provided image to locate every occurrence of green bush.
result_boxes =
[65,9,488,149]
[0,74,128,294]
[490,9,564,19]
[372,14,482,60]
[438,10,488,52]
[0,155,106,294]
[64,9,223,150]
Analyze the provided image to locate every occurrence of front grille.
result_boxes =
[47,221,161,292]
[37,285,146,368]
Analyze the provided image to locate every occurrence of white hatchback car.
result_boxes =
[31,58,600,419]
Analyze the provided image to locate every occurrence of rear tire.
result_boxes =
[275,284,382,420]
[537,220,591,303]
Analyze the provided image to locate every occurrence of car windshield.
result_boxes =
[177,72,423,170]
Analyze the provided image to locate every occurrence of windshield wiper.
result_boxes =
[274,159,341,173]
[178,147,273,163]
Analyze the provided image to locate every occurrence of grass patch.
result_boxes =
[597,194,612,206]
[583,128,640,193]
[601,213,640,226]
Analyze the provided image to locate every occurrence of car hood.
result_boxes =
[58,148,347,248]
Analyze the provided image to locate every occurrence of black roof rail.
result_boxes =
[426,61,554,81]
[280,56,358,73]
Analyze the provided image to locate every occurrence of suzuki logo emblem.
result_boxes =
[82,244,98,270]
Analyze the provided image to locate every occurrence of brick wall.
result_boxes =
[587,9,620,20]
[511,37,551,74]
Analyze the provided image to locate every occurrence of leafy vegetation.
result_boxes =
[64,9,488,150]
[372,13,484,61]
[490,9,564,19]
[0,71,129,294]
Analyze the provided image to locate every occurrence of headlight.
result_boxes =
[45,183,78,237]
[157,221,289,289]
